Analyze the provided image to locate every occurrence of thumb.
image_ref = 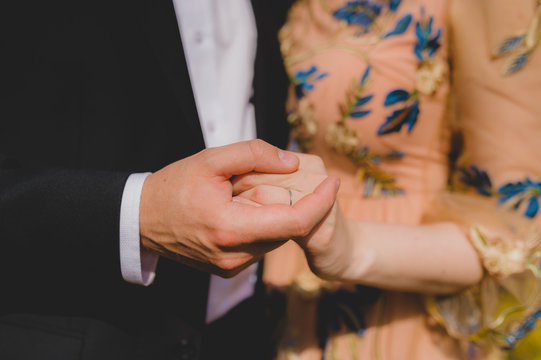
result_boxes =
[203,139,299,178]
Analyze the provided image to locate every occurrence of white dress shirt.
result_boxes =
[119,0,259,324]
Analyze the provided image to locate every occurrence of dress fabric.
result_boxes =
[263,0,541,359]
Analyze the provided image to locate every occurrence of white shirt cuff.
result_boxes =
[119,172,158,286]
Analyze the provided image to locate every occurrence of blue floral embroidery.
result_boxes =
[503,308,541,350]
[495,35,526,56]
[498,178,541,218]
[414,11,442,61]
[349,147,405,197]
[458,165,493,197]
[383,14,412,39]
[349,66,373,119]
[379,89,420,135]
[293,66,328,99]
[333,1,384,33]
[457,165,541,218]
[389,0,401,12]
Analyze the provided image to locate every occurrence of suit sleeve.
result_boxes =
[0,163,131,286]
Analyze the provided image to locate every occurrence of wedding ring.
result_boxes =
[289,189,293,206]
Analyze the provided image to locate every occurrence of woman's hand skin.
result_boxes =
[233,153,355,281]
[233,153,483,294]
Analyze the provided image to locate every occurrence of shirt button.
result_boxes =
[194,32,204,44]
[175,338,197,360]
[207,122,215,133]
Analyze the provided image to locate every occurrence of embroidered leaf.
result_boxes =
[414,15,442,60]
[355,94,374,107]
[293,66,329,99]
[426,16,434,36]
[350,110,372,118]
[383,14,412,38]
[378,102,419,135]
[526,196,539,218]
[360,65,371,87]
[364,176,376,197]
[389,0,401,12]
[427,28,442,57]
[503,51,531,75]
[333,1,383,31]
[315,73,329,81]
[414,43,424,61]
[458,165,493,196]
[384,150,405,160]
[384,89,410,106]
[494,35,525,57]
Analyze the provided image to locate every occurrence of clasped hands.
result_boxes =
[139,139,351,280]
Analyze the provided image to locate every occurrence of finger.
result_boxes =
[203,139,299,178]
[232,171,326,196]
[232,173,294,195]
[238,185,303,206]
[232,196,262,207]
[226,176,340,243]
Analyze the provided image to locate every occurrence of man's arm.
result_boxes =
[0,166,130,286]
[0,140,339,286]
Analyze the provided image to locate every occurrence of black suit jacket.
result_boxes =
[0,0,291,359]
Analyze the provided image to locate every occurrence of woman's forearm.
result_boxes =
[339,220,484,294]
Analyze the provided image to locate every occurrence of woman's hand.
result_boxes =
[233,153,356,281]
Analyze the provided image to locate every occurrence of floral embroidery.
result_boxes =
[389,0,402,12]
[457,165,541,218]
[292,66,328,99]
[325,66,372,155]
[499,179,541,218]
[324,66,406,197]
[493,2,541,75]
[325,122,360,155]
[383,13,412,38]
[339,65,373,121]
[416,59,445,95]
[458,165,493,197]
[288,65,328,152]
[379,89,420,135]
[414,11,442,62]
[288,101,318,152]
[414,9,445,96]
[351,147,405,197]
[333,1,384,33]
[287,6,445,199]
[379,10,444,135]
[333,0,412,40]
[504,308,541,350]
[469,225,540,278]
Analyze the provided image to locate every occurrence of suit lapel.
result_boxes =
[145,0,205,148]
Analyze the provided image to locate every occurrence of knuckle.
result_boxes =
[212,228,239,248]
[251,186,270,204]
[294,216,312,238]
[213,256,250,277]
[247,139,266,158]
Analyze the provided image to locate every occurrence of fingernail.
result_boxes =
[278,150,298,167]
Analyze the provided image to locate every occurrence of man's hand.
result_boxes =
[139,140,340,278]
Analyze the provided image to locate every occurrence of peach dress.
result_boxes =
[263,0,541,359]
